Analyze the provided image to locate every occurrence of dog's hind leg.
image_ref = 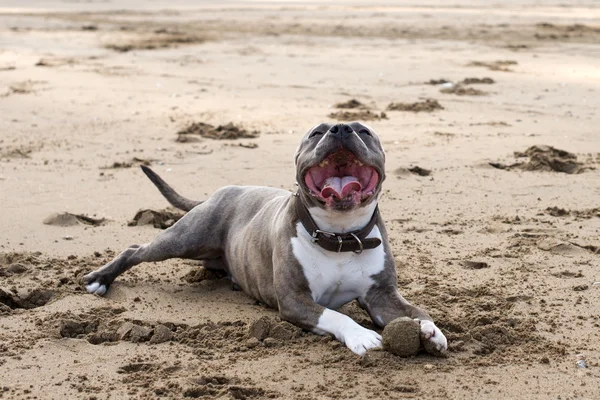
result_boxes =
[84,204,223,295]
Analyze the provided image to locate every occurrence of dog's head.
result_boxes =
[295,122,385,212]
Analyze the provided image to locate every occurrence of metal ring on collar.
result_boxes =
[349,232,363,254]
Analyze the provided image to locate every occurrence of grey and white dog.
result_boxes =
[84,122,447,356]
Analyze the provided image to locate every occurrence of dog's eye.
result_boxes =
[359,129,372,137]
[309,130,324,138]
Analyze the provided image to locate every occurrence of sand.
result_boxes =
[1,1,599,398]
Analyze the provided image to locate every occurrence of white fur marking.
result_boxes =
[86,282,107,296]
[86,282,100,293]
[94,284,107,296]
[316,309,382,356]
[420,320,448,352]
[291,221,385,309]
[307,201,377,233]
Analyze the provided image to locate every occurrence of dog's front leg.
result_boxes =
[273,252,381,356]
[278,292,382,356]
[359,284,447,355]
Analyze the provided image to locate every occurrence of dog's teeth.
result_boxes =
[319,160,329,167]
[355,160,364,166]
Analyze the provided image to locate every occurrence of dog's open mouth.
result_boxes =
[304,149,379,206]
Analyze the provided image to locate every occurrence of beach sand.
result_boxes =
[1,1,599,398]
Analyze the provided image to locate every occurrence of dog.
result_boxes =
[84,122,447,356]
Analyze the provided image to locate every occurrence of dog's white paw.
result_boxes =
[85,280,107,296]
[314,309,382,356]
[342,326,382,356]
[419,320,447,354]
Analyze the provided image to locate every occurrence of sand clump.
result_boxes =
[432,77,493,96]
[425,78,451,85]
[386,99,443,112]
[43,212,107,227]
[0,144,38,159]
[394,166,432,177]
[128,209,184,229]
[177,122,259,141]
[490,145,588,174]
[1,288,56,310]
[328,110,387,121]
[333,99,370,109]
[427,77,494,85]
[247,316,302,344]
[329,98,387,120]
[2,80,43,97]
[53,307,176,345]
[467,60,518,72]
[440,84,487,96]
[461,260,490,270]
[182,267,227,283]
[534,22,600,41]
[101,157,154,169]
[104,30,205,52]
[461,77,495,84]
[6,263,28,274]
[545,206,600,219]
[408,166,432,176]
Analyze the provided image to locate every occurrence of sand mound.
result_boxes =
[328,110,387,121]
[104,30,205,52]
[490,145,589,174]
[333,99,370,109]
[128,209,184,229]
[43,212,107,227]
[247,316,302,343]
[545,206,600,219]
[440,84,487,96]
[0,145,36,159]
[467,60,517,72]
[461,77,495,84]
[394,166,432,177]
[177,122,259,141]
[182,267,227,283]
[101,157,154,169]
[425,78,451,85]
[386,99,443,112]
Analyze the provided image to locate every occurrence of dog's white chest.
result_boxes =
[291,222,386,310]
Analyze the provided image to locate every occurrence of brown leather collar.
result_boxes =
[295,196,382,253]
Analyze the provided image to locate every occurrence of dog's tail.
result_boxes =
[141,165,202,212]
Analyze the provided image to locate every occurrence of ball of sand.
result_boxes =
[382,317,421,357]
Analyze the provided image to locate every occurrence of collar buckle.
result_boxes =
[311,229,336,242]
[312,229,345,253]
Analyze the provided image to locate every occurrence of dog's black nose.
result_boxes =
[329,124,353,139]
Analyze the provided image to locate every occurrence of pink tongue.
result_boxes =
[321,176,362,199]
